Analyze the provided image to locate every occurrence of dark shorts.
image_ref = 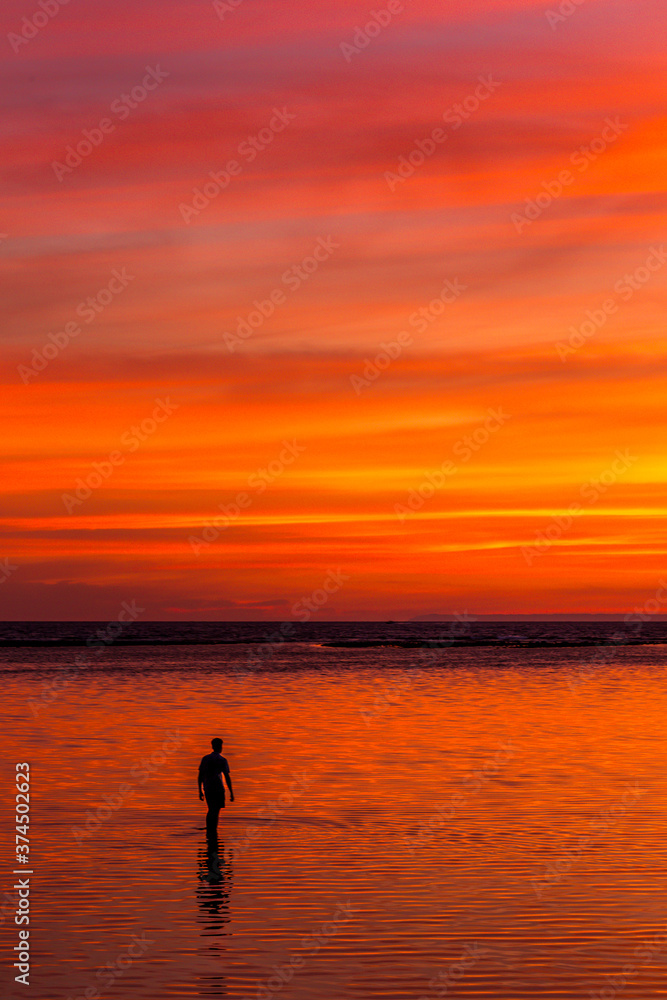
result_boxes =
[204,786,225,809]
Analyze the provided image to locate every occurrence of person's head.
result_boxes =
[211,737,223,753]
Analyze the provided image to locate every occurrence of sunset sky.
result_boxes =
[3,0,666,619]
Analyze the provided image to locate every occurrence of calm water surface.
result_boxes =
[2,643,667,999]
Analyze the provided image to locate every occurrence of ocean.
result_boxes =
[1,618,665,648]
[1,622,666,999]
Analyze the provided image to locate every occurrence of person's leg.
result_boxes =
[205,790,224,835]
[206,805,220,836]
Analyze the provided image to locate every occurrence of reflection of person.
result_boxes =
[196,836,233,936]
[198,737,234,837]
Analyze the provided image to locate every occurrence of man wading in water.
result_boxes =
[198,737,234,837]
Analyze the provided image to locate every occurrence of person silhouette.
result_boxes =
[198,737,234,837]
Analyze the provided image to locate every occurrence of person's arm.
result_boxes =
[198,759,204,800]
[222,759,234,801]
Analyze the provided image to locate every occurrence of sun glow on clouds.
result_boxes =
[2,0,667,618]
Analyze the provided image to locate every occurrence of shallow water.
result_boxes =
[2,643,667,999]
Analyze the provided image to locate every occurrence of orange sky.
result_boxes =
[2,0,666,619]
